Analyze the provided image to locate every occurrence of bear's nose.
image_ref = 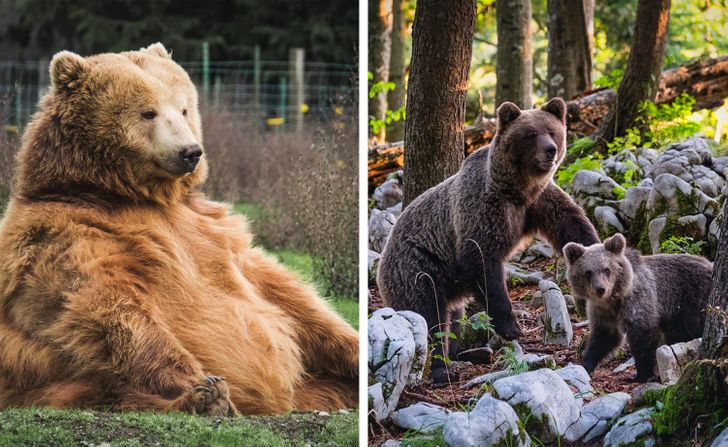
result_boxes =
[544,144,557,159]
[179,144,203,171]
[595,286,606,296]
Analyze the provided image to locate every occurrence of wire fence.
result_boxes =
[0,50,355,132]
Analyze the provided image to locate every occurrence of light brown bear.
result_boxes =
[0,43,358,415]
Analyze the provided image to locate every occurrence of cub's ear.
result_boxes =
[50,51,87,90]
[604,233,626,254]
[496,101,521,131]
[541,97,567,124]
[141,42,172,59]
[563,242,585,264]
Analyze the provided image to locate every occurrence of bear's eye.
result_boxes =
[585,270,592,279]
[604,268,611,277]
[182,108,188,117]
[141,111,157,120]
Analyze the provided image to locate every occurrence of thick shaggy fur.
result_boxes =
[564,233,712,382]
[0,44,358,415]
[377,98,599,382]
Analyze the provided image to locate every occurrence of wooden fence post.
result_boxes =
[289,48,305,132]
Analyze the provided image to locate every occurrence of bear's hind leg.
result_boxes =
[292,375,358,411]
[118,376,237,416]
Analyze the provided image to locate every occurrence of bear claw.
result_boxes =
[186,376,234,416]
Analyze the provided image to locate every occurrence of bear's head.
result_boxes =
[490,98,567,194]
[16,43,206,205]
[563,233,634,306]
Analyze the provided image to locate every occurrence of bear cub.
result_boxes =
[564,233,712,382]
[378,98,600,382]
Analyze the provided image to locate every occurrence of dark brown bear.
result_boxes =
[377,98,599,382]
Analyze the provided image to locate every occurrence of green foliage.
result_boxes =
[368,72,406,135]
[0,407,358,446]
[660,236,706,256]
[468,312,494,334]
[556,155,603,189]
[593,68,624,91]
[496,346,529,375]
[606,128,644,154]
[639,93,702,148]
[567,137,597,159]
[509,275,525,287]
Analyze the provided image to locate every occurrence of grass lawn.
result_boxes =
[233,202,359,330]
[0,407,358,447]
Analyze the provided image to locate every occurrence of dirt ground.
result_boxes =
[368,259,643,447]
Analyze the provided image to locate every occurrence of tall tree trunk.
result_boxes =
[369,0,393,143]
[403,0,476,207]
[547,0,593,100]
[495,0,533,110]
[386,0,406,142]
[595,0,670,150]
[701,200,728,360]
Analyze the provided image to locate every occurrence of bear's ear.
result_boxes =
[141,42,172,59]
[541,97,567,124]
[563,242,585,264]
[50,51,87,90]
[496,101,521,131]
[604,233,626,254]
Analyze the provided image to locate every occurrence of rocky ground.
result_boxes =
[368,270,646,447]
[367,136,728,446]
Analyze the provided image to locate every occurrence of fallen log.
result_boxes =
[369,56,728,189]
[568,55,728,133]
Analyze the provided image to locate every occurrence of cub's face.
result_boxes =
[49,44,205,180]
[563,234,633,305]
[495,98,567,178]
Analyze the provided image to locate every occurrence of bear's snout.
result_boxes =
[544,143,557,161]
[178,144,203,172]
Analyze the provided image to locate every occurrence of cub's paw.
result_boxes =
[185,376,237,416]
[631,372,657,383]
[493,316,523,341]
[429,366,459,384]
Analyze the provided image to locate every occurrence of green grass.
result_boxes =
[0,407,358,447]
[233,202,359,330]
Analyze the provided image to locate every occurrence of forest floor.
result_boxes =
[368,258,642,447]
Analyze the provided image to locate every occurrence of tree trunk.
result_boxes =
[495,0,533,110]
[403,0,476,207]
[700,199,728,360]
[369,0,393,143]
[594,0,670,149]
[547,0,593,100]
[386,0,406,142]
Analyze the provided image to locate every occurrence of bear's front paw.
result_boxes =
[185,375,237,416]
[429,366,459,384]
[493,316,523,340]
[631,372,657,383]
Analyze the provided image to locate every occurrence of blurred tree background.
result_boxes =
[368,0,728,143]
[0,0,358,63]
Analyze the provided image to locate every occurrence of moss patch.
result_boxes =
[652,359,728,440]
